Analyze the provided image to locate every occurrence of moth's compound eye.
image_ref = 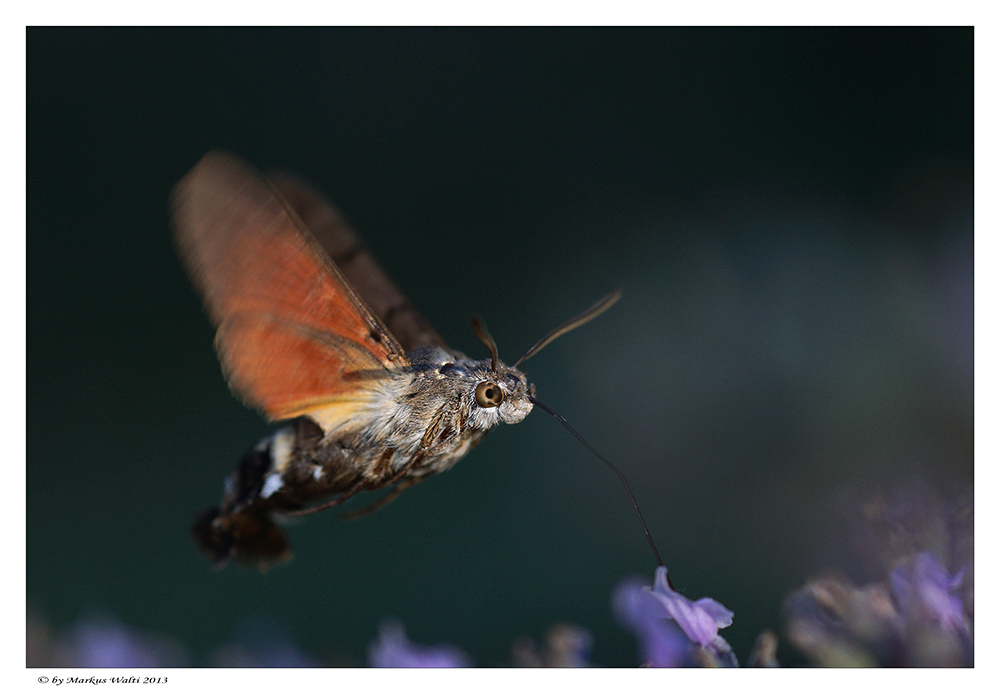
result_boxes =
[475,381,505,408]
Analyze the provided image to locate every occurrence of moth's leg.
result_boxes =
[338,407,452,519]
[339,475,428,520]
[374,405,451,487]
[281,475,370,517]
[282,405,451,519]
[335,406,451,518]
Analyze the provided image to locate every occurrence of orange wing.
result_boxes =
[172,151,408,424]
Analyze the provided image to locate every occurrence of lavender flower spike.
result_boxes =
[643,566,734,648]
[368,620,471,668]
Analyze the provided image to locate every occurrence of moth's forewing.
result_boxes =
[171,151,408,423]
[269,170,448,353]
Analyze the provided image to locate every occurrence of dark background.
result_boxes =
[27,27,973,666]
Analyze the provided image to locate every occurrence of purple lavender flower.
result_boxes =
[613,576,691,667]
[644,565,734,648]
[613,566,735,667]
[53,612,189,667]
[786,565,972,667]
[890,551,966,633]
[368,620,471,668]
[786,486,973,667]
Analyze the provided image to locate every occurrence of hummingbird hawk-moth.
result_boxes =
[173,151,620,568]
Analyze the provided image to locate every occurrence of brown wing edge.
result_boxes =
[268,168,449,354]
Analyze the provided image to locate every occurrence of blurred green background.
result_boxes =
[27,27,973,666]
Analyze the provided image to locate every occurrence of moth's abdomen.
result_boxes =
[191,417,368,567]
[190,436,294,567]
[191,504,290,568]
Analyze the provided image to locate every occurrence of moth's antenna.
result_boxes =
[469,315,500,374]
[514,289,622,367]
[529,396,664,568]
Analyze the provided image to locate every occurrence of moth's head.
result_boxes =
[467,361,535,426]
[464,289,622,430]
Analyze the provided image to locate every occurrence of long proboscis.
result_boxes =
[513,289,622,367]
[529,396,664,568]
